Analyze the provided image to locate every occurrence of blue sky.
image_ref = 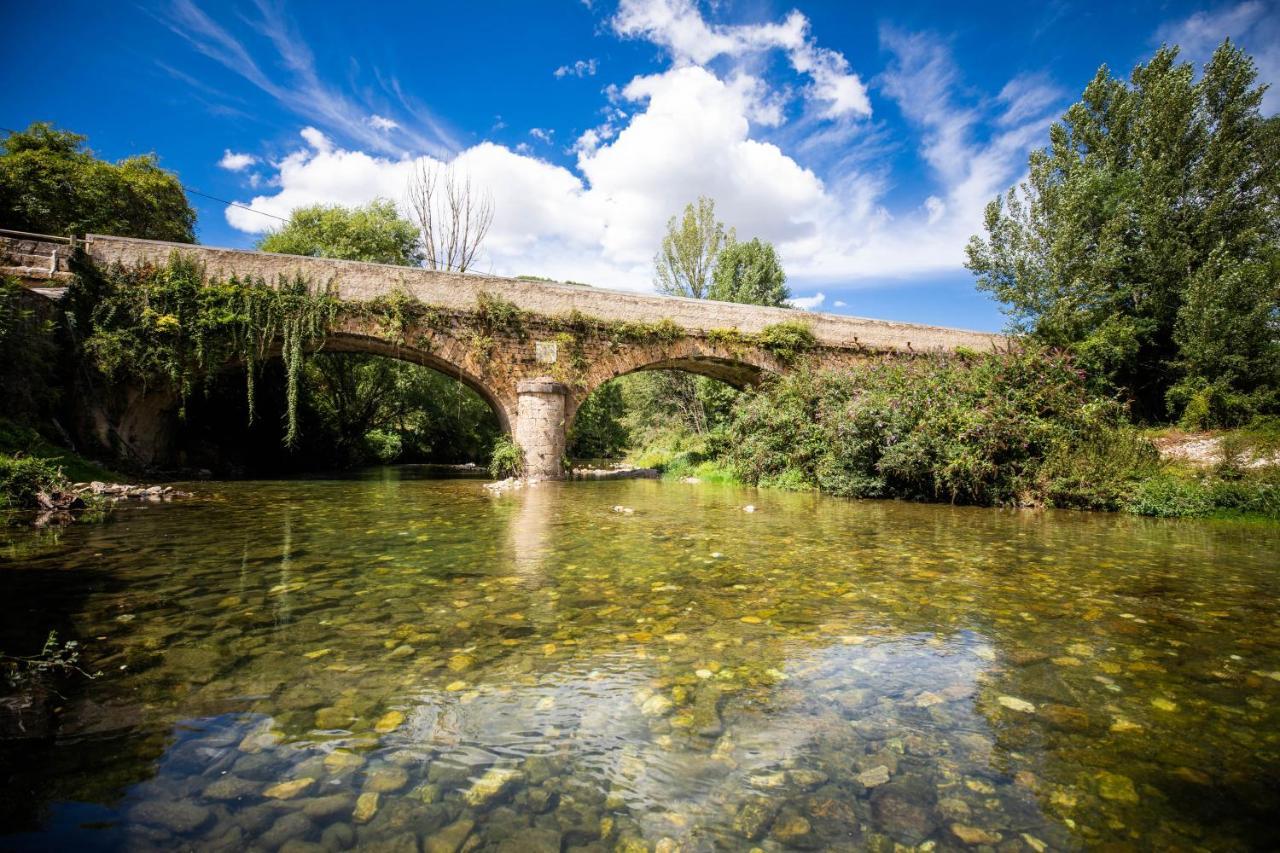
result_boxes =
[4,1,1277,331]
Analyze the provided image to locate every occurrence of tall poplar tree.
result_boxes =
[966,41,1279,425]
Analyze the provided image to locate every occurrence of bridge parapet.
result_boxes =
[79,234,1004,355]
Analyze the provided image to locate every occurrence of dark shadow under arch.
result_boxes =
[609,355,772,391]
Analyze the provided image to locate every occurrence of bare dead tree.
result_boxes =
[406,161,494,273]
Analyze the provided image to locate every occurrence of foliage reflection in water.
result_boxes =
[1,469,1278,851]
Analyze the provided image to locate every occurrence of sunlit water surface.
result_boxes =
[2,469,1279,852]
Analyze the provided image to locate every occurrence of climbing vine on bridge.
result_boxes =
[65,254,822,448]
[68,252,338,446]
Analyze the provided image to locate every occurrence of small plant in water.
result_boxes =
[488,435,524,479]
[2,630,99,689]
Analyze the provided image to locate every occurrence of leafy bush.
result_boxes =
[1124,468,1280,519]
[0,454,65,508]
[756,321,816,363]
[724,346,1156,508]
[0,419,120,483]
[363,429,403,464]
[488,435,523,479]
[1124,473,1215,517]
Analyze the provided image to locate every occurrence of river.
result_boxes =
[2,469,1278,851]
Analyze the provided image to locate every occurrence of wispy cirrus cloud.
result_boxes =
[159,0,456,156]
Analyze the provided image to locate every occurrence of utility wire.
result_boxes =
[1,125,288,224]
[182,187,287,222]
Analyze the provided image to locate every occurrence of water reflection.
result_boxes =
[1,474,1278,850]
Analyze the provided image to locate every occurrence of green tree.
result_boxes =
[965,41,1280,424]
[0,122,195,242]
[568,379,629,458]
[260,201,501,464]
[709,237,790,307]
[654,196,734,298]
[257,200,422,265]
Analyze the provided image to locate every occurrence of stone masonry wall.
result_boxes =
[81,234,1005,354]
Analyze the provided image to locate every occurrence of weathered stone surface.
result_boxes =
[63,233,1004,476]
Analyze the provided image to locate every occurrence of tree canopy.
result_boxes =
[654,196,734,299]
[966,41,1280,426]
[0,122,195,242]
[709,237,790,307]
[257,200,422,265]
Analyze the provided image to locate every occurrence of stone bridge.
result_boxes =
[3,232,1004,478]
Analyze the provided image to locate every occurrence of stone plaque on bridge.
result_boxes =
[535,340,559,365]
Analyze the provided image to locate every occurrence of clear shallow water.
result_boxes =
[2,470,1279,852]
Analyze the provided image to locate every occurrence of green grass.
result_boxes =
[622,429,741,484]
[0,418,121,483]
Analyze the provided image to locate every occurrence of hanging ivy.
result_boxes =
[69,252,338,447]
[66,252,812,448]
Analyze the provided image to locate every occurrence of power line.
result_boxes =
[183,187,287,222]
[1,125,288,224]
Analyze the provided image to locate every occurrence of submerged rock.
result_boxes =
[353,792,380,823]
[314,706,353,730]
[997,695,1036,713]
[323,750,364,773]
[259,812,314,849]
[872,792,937,844]
[374,710,405,733]
[733,796,780,840]
[1096,771,1140,803]
[952,823,1003,845]
[496,827,561,853]
[203,775,258,800]
[302,793,356,820]
[857,765,891,788]
[264,777,315,799]
[640,694,675,717]
[424,817,475,853]
[129,800,212,834]
[770,813,813,845]
[364,765,410,794]
[463,767,523,808]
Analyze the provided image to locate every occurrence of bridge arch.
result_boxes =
[565,337,785,428]
[321,331,515,433]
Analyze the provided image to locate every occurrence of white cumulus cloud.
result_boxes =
[223,16,1056,305]
[218,149,257,171]
[611,0,870,119]
[555,58,598,78]
[368,114,399,132]
[788,292,825,310]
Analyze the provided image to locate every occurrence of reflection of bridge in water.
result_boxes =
[2,231,1004,477]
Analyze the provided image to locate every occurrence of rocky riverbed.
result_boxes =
[2,472,1277,850]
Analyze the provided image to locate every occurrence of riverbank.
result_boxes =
[611,402,1280,522]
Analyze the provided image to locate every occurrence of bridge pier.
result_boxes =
[515,378,569,480]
